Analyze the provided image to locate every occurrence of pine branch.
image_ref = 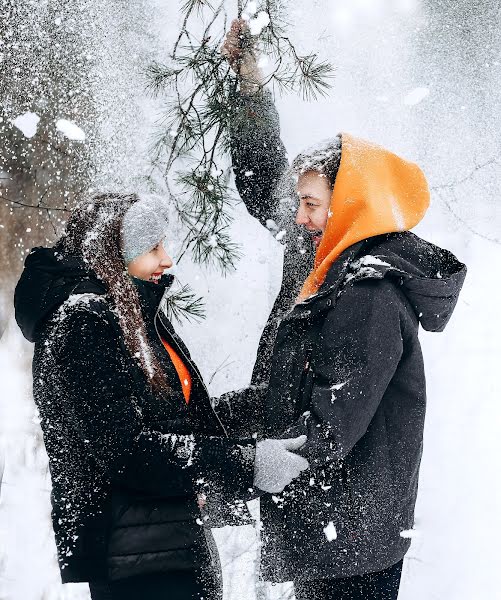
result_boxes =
[161,283,206,323]
[0,194,70,212]
[190,225,242,272]
[176,169,231,222]
[148,0,334,273]
[295,54,335,101]
[180,0,214,17]
[145,62,182,96]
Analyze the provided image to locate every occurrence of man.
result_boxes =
[219,20,466,600]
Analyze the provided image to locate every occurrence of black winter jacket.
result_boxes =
[260,232,465,581]
[14,247,255,583]
[229,90,466,581]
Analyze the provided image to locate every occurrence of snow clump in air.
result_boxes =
[242,1,258,19]
[323,521,338,541]
[258,55,270,68]
[404,87,430,106]
[11,112,40,138]
[330,381,348,391]
[246,11,271,36]
[400,528,420,539]
[56,118,86,141]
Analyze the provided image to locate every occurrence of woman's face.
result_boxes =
[295,171,333,248]
[127,241,173,283]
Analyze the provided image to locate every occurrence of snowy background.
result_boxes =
[1,0,501,599]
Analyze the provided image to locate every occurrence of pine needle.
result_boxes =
[161,283,206,323]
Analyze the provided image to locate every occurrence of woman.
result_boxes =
[14,193,308,599]
[222,21,467,600]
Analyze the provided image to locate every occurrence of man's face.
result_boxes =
[295,171,332,248]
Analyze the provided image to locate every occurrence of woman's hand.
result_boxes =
[221,18,264,93]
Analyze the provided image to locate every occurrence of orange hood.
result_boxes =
[298,133,430,301]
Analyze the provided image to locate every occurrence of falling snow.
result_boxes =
[0,1,500,600]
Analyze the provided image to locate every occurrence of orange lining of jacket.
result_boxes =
[298,132,430,301]
[161,338,192,404]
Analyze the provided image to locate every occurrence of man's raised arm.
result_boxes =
[222,19,289,227]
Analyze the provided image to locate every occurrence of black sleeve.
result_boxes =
[284,280,404,467]
[57,307,256,500]
[230,89,289,227]
[211,384,267,438]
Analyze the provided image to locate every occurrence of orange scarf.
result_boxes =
[161,338,192,404]
[298,133,430,301]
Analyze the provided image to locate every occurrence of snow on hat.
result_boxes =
[121,195,169,264]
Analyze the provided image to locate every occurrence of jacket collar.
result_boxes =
[132,273,174,320]
[283,232,466,332]
[284,241,366,320]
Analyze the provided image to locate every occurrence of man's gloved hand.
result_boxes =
[253,435,309,494]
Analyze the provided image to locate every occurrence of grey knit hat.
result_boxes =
[121,195,169,264]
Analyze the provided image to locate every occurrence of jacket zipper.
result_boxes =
[154,307,229,439]
[154,307,232,538]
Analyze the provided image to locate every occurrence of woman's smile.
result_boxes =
[149,271,163,284]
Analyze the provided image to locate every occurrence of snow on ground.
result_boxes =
[0,320,90,600]
[396,215,501,600]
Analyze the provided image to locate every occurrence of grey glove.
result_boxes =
[253,435,309,494]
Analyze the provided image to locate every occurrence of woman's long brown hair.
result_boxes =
[59,193,170,395]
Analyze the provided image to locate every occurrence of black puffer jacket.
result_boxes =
[14,247,255,583]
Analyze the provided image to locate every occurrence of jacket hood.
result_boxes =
[299,133,430,300]
[14,246,104,343]
[14,246,174,343]
[343,232,467,332]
